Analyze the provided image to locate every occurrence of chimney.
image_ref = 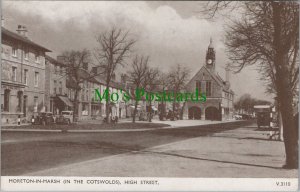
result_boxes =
[16,25,28,37]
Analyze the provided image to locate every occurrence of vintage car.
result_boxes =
[233,114,242,120]
[166,110,179,121]
[56,111,74,124]
[103,116,119,123]
[33,112,55,125]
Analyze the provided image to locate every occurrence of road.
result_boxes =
[2,124,239,176]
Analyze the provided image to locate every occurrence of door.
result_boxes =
[23,95,27,117]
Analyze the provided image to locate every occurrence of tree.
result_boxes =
[144,67,159,122]
[127,55,149,123]
[167,64,190,119]
[202,1,299,168]
[157,72,169,120]
[94,27,135,123]
[234,93,271,114]
[60,49,91,122]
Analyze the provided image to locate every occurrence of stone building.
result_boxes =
[185,39,234,120]
[44,55,72,115]
[65,67,127,120]
[1,25,50,124]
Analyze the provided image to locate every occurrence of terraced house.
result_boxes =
[1,24,51,124]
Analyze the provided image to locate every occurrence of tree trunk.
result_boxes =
[180,102,186,120]
[132,99,138,123]
[73,89,79,122]
[105,83,111,124]
[272,2,298,169]
[148,100,152,122]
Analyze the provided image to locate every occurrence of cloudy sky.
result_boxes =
[3,1,273,101]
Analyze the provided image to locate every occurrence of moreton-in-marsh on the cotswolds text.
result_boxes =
[1,1,299,191]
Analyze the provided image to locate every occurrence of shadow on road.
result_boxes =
[138,150,283,170]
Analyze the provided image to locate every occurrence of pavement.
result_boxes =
[1,119,241,132]
[26,125,297,178]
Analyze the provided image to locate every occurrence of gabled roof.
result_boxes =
[45,55,65,66]
[186,66,224,88]
[185,65,235,94]
[2,27,51,52]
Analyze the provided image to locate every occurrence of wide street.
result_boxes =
[1,122,297,177]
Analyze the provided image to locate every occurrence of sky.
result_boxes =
[2,1,273,101]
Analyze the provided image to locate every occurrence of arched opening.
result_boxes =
[188,106,201,120]
[205,106,220,120]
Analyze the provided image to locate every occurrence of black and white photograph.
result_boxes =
[1,1,299,191]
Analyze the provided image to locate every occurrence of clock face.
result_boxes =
[207,59,212,64]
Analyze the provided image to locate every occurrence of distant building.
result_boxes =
[185,38,234,120]
[1,25,50,124]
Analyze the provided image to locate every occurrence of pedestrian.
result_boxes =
[17,115,21,126]
[31,115,35,125]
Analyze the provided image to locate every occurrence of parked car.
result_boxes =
[56,111,74,124]
[103,116,118,123]
[241,114,251,120]
[233,114,242,120]
[33,112,55,125]
[166,110,179,121]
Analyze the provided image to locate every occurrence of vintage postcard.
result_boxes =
[1,1,299,191]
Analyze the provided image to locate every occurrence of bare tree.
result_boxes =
[127,55,149,123]
[60,49,91,122]
[203,1,299,168]
[167,64,190,119]
[94,27,135,123]
[144,67,159,122]
[157,72,169,120]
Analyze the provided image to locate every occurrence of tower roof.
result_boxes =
[208,37,214,48]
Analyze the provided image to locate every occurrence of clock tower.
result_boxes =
[205,38,216,73]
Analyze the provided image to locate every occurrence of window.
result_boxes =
[59,81,62,94]
[3,89,10,112]
[206,81,212,96]
[24,69,28,85]
[12,46,17,57]
[34,96,38,112]
[34,72,39,87]
[53,80,57,94]
[24,47,29,60]
[12,67,17,81]
[196,81,201,92]
[35,53,39,63]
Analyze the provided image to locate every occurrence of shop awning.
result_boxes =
[57,96,73,107]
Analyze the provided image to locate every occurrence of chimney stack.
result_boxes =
[16,25,28,37]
